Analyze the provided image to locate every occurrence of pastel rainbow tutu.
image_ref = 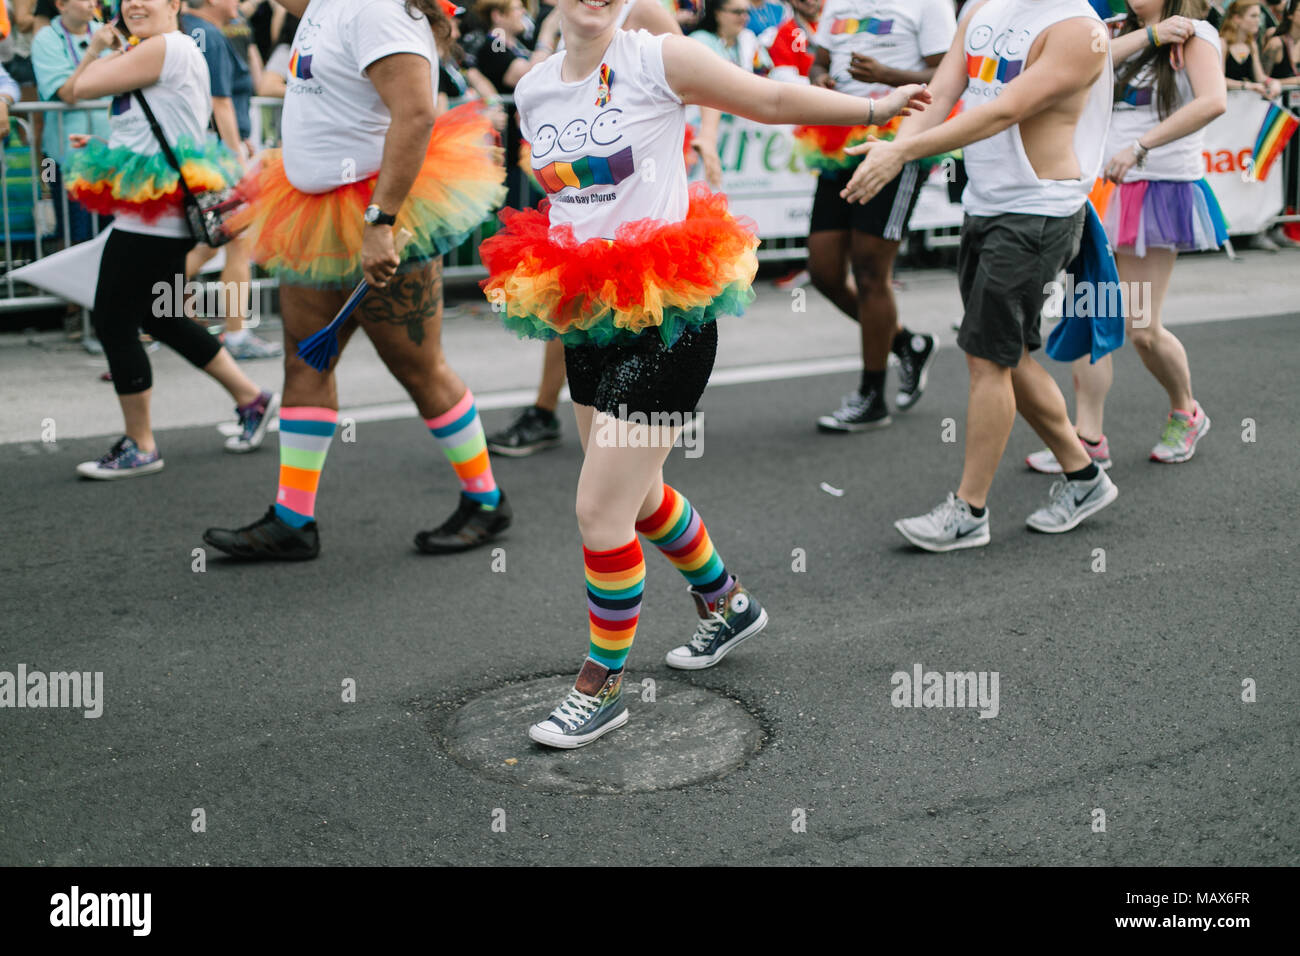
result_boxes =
[1100,179,1228,257]
[65,136,240,221]
[792,118,900,173]
[479,182,759,348]
[232,103,506,287]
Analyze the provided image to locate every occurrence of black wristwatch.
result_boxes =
[364,204,396,226]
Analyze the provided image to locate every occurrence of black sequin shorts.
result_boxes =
[564,322,718,419]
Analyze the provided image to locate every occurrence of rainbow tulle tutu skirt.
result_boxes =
[65,135,240,221]
[792,117,901,174]
[1098,179,1228,257]
[480,182,759,348]
[232,103,506,287]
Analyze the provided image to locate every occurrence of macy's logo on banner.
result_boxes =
[1203,148,1254,174]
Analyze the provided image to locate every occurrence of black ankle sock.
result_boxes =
[1066,462,1099,482]
[963,499,986,518]
[532,405,557,422]
[860,368,886,395]
[1078,433,1102,447]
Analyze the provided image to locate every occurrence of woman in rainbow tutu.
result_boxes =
[481,0,929,749]
[203,0,511,561]
[1026,0,1228,474]
[65,0,278,479]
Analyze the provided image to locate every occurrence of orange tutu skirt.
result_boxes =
[231,103,506,287]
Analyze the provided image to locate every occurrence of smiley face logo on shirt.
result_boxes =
[968,24,994,51]
[559,119,589,153]
[532,124,559,159]
[1001,29,1031,58]
[588,108,623,147]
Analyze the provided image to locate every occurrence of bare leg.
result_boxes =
[217,235,254,334]
[120,390,155,452]
[1116,248,1192,411]
[575,406,679,550]
[202,350,262,407]
[955,354,1016,510]
[536,338,566,412]
[806,230,859,319]
[849,231,903,373]
[277,283,363,410]
[1071,353,1113,442]
[1011,350,1091,474]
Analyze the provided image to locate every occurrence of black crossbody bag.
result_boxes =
[132,89,243,246]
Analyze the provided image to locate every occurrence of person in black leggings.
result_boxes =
[62,0,277,480]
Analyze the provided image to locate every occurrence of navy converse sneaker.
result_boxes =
[665,579,768,670]
[528,658,628,749]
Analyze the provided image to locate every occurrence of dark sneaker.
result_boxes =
[817,388,891,432]
[665,579,768,670]
[528,658,628,749]
[414,491,512,554]
[223,332,284,360]
[893,333,938,411]
[76,436,164,480]
[486,406,561,457]
[203,506,320,561]
[225,390,280,454]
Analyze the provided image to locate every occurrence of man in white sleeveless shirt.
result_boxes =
[844,0,1121,552]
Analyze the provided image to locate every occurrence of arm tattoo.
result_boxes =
[358,263,444,346]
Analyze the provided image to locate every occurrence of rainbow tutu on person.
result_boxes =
[231,103,506,287]
[792,116,903,174]
[479,182,759,348]
[65,136,240,221]
[1101,179,1228,257]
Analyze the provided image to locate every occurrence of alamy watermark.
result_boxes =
[891,663,999,718]
[1043,275,1151,328]
[0,665,103,718]
[593,406,704,459]
[152,274,261,325]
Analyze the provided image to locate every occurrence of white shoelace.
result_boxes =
[550,688,601,730]
[1042,479,1074,520]
[835,393,870,420]
[688,611,727,653]
[929,493,961,533]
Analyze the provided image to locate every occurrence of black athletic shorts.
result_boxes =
[565,322,717,419]
[956,207,1087,368]
[808,161,924,241]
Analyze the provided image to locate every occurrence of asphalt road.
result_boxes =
[1,313,1296,866]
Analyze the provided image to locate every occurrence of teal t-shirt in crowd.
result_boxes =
[30,16,114,168]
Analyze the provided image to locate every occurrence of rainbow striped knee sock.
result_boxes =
[274,406,338,527]
[425,389,501,508]
[635,484,734,606]
[585,539,645,672]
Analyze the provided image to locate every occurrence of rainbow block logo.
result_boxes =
[533,146,636,194]
[831,17,893,35]
[966,53,1023,83]
[288,49,314,80]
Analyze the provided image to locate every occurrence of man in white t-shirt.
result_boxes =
[807,0,956,434]
[204,0,512,562]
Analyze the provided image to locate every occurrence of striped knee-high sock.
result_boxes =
[424,389,501,508]
[635,484,734,606]
[585,539,645,672]
[274,406,338,527]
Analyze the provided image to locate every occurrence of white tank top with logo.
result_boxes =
[514,29,687,243]
[1104,19,1220,182]
[960,0,1113,218]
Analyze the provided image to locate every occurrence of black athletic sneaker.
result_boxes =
[893,333,938,411]
[414,491,513,554]
[202,507,320,561]
[817,387,891,432]
[486,406,561,457]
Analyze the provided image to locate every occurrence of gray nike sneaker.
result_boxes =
[1025,470,1119,533]
[894,493,990,552]
[528,658,628,749]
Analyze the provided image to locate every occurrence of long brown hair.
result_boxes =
[405,0,453,44]
[1115,0,1198,120]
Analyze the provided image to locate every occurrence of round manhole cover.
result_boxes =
[444,675,764,794]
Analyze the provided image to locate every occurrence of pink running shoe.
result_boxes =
[1150,403,1211,463]
[1025,434,1112,474]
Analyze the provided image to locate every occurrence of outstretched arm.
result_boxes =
[662,34,930,129]
[843,16,1106,203]
[71,28,165,99]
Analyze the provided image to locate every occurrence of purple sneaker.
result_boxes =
[76,436,164,480]
[225,390,280,454]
